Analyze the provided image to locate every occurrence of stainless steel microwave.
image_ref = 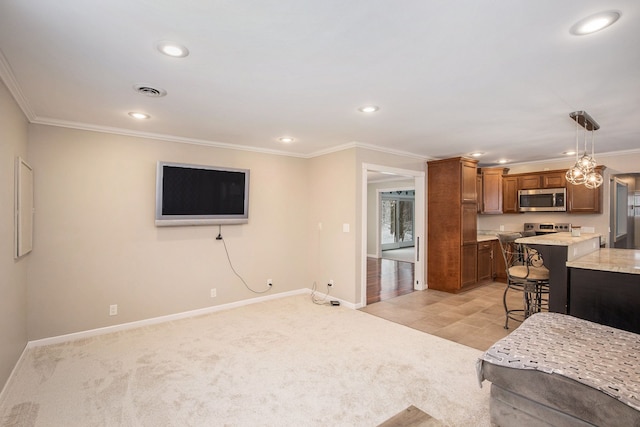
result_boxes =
[518,188,566,212]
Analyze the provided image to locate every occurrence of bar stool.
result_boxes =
[497,233,550,329]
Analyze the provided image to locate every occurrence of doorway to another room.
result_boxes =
[362,164,424,306]
[380,190,415,263]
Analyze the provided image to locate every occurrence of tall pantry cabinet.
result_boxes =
[427,157,478,292]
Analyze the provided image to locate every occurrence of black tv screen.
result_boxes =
[155,161,249,226]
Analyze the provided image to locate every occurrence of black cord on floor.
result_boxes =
[217,226,272,294]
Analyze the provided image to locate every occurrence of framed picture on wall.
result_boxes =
[15,157,33,258]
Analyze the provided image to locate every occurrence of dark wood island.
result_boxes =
[567,248,640,334]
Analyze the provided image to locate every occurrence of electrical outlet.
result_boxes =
[267,279,273,286]
[109,304,118,316]
[499,225,505,231]
[329,279,334,286]
[210,288,217,298]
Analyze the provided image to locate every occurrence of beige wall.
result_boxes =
[0,80,29,387]
[26,125,310,339]
[307,149,358,303]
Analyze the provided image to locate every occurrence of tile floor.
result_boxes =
[360,281,523,351]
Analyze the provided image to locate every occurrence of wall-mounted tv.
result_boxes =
[155,161,249,226]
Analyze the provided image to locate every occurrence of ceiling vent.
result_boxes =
[133,84,167,97]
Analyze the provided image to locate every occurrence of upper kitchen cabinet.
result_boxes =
[427,157,478,292]
[461,160,478,203]
[567,166,605,213]
[517,170,566,190]
[502,176,519,214]
[479,167,509,214]
[542,171,566,188]
[518,175,541,190]
[500,168,601,214]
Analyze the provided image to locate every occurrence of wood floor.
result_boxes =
[366,257,415,304]
[362,257,522,351]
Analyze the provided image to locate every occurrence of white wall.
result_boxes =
[0,79,29,387]
[26,125,310,340]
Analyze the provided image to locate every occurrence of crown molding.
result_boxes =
[31,116,312,158]
[31,115,433,161]
[0,49,36,121]
[307,140,430,161]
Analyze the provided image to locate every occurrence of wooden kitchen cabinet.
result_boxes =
[542,171,566,188]
[462,243,478,287]
[518,175,541,190]
[502,176,519,213]
[461,160,478,203]
[427,157,479,292]
[494,167,603,215]
[462,203,477,244]
[518,170,567,190]
[479,167,509,214]
[477,241,493,282]
[494,240,507,282]
[476,174,482,213]
[567,166,604,213]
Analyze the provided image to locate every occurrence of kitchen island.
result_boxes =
[567,249,640,334]
[514,232,600,313]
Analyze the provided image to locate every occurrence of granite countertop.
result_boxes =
[515,232,600,247]
[477,234,498,242]
[566,248,640,275]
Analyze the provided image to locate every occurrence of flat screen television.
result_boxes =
[155,161,250,226]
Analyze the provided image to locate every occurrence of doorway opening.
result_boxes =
[380,190,415,263]
[361,163,425,308]
[610,174,640,249]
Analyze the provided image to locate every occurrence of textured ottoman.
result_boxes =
[477,312,640,426]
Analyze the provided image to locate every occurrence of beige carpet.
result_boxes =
[0,295,490,426]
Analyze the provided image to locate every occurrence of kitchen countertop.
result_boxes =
[566,249,640,275]
[477,234,498,242]
[515,232,600,246]
[515,232,601,261]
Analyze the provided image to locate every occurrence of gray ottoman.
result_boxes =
[477,312,640,426]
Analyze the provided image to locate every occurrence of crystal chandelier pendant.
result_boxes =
[565,165,586,185]
[566,111,602,188]
[584,171,603,189]
[577,152,596,172]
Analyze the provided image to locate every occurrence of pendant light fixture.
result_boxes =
[565,111,603,188]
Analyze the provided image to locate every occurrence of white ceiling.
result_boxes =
[1,1,639,166]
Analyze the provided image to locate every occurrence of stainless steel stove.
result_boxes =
[524,222,571,236]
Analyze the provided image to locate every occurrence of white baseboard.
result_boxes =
[2,288,358,400]
[0,343,29,403]
[27,288,312,348]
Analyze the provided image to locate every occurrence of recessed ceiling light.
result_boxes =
[570,11,620,36]
[497,159,508,164]
[156,41,190,58]
[278,136,294,143]
[358,105,379,113]
[128,112,150,120]
[563,150,577,156]
[470,152,484,157]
